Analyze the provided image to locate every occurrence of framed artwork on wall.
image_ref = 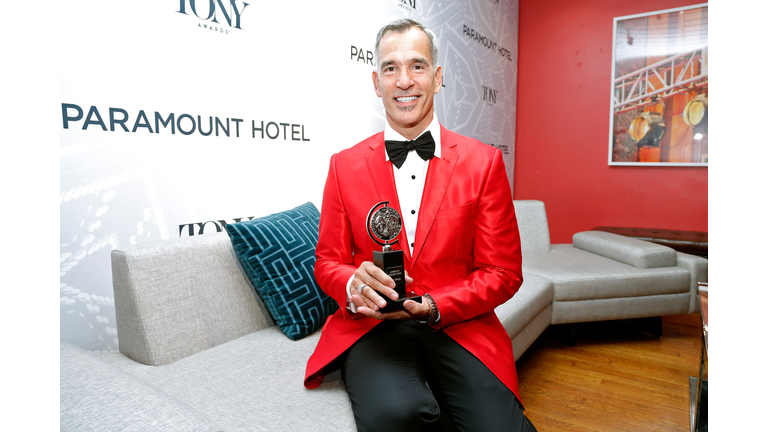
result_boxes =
[608,3,708,166]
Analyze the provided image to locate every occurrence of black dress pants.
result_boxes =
[341,320,537,432]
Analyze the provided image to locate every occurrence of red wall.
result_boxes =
[514,0,708,244]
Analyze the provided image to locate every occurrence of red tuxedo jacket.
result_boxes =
[304,124,524,402]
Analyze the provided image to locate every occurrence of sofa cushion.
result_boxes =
[495,273,553,339]
[592,226,708,257]
[573,231,677,268]
[495,273,553,360]
[523,245,690,302]
[676,252,709,313]
[511,306,552,360]
[99,328,356,432]
[226,202,338,341]
[60,343,223,432]
[112,232,267,367]
[550,293,690,325]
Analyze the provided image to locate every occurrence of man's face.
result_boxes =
[373,27,442,140]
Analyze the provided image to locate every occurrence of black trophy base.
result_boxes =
[381,295,422,313]
[373,249,421,313]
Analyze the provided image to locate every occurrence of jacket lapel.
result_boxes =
[365,136,413,266]
[411,126,458,266]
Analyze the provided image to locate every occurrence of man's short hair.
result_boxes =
[374,19,439,68]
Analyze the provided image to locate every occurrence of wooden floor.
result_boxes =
[516,314,703,432]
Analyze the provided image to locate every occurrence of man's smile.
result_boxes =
[396,96,419,103]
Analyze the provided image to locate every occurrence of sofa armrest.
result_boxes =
[60,343,223,432]
[573,231,677,268]
[112,232,268,366]
[513,200,552,253]
[675,252,708,313]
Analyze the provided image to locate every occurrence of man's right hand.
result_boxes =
[350,261,402,312]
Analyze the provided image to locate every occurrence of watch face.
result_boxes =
[369,206,402,243]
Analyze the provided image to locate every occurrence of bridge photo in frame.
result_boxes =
[609,3,708,166]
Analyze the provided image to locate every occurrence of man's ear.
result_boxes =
[372,70,382,97]
[433,66,443,95]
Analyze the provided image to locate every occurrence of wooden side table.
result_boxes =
[689,282,708,431]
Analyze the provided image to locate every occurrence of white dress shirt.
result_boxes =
[346,117,442,313]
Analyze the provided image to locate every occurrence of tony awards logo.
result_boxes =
[367,201,421,312]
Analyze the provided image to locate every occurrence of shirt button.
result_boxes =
[411,175,416,180]
[411,210,416,214]
[410,242,414,247]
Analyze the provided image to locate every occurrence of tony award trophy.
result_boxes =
[366,201,421,312]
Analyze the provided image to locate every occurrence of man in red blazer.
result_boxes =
[304,19,536,431]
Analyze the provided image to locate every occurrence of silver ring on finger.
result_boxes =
[357,283,369,297]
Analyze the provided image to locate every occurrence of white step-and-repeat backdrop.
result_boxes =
[60,0,520,353]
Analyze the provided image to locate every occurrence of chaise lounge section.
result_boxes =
[509,200,707,344]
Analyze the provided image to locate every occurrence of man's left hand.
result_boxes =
[353,296,431,321]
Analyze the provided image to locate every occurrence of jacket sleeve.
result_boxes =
[427,149,524,328]
[314,153,361,319]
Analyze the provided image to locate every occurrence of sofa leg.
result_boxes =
[561,323,577,346]
[644,316,663,338]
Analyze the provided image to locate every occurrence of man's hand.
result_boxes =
[356,297,431,321]
[350,262,430,320]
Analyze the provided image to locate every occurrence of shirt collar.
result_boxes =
[384,116,442,161]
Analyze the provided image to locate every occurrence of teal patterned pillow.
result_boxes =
[225,202,337,340]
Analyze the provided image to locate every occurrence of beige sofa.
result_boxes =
[59,200,707,431]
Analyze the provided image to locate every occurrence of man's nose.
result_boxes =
[396,69,413,89]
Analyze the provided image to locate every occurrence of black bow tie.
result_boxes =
[384,131,436,169]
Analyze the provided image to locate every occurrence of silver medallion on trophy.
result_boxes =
[366,201,421,312]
